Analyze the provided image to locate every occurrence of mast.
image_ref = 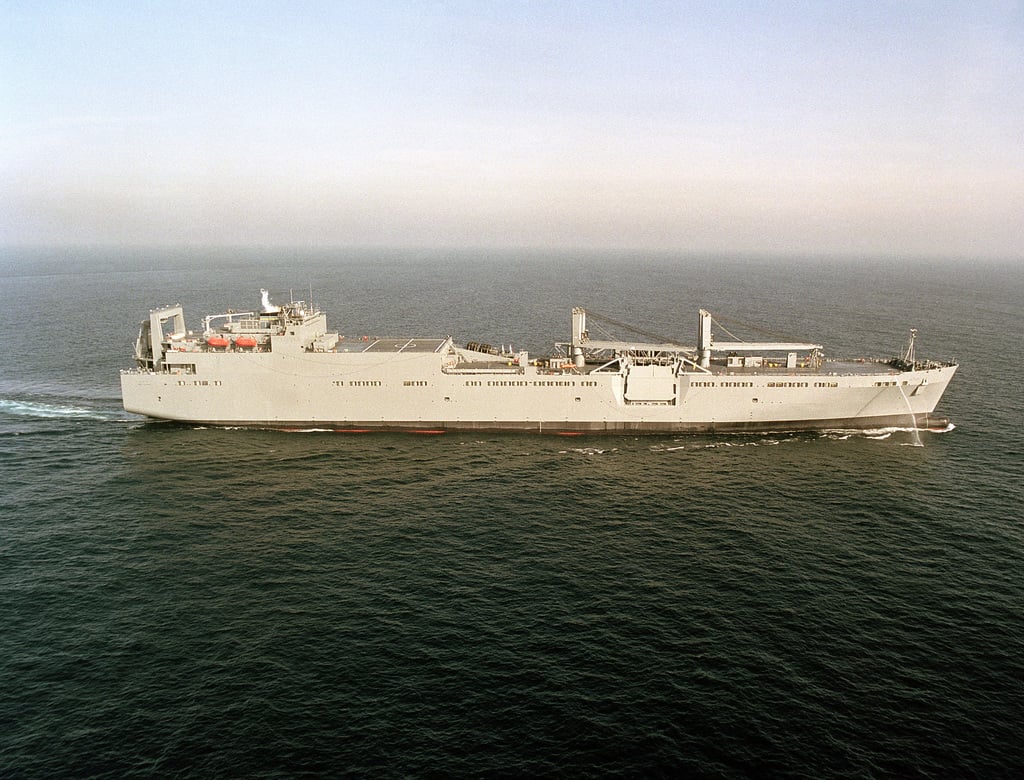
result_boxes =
[697,309,712,368]
[903,329,917,366]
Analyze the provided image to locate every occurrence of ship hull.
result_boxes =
[125,415,952,434]
[121,350,957,434]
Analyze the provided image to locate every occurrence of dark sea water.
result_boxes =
[1,249,1021,777]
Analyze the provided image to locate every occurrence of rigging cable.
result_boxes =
[709,317,744,343]
[584,309,685,346]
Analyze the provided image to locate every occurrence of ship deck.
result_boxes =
[706,358,896,377]
[337,337,448,353]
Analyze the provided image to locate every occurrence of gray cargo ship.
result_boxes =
[121,289,957,433]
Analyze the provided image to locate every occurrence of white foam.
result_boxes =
[0,398,116,421]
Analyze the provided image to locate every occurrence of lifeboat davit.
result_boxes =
[206,336,230,349]
[234,336,257,349]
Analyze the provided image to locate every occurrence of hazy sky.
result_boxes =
[2,1,1022,257]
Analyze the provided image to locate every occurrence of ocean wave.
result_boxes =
[649,436,798,451]
[821,424,956,441]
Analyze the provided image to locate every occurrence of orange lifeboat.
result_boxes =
[235,336,257,349]
[207,336,229,349]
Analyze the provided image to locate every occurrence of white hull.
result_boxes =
[121,295,957,433]
[122,344,956,435]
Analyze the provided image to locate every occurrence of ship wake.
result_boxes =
[0,397,131,422]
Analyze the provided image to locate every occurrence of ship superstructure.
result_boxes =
[121,290,957,433]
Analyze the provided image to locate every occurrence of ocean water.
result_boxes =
[1,249,1021,777]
